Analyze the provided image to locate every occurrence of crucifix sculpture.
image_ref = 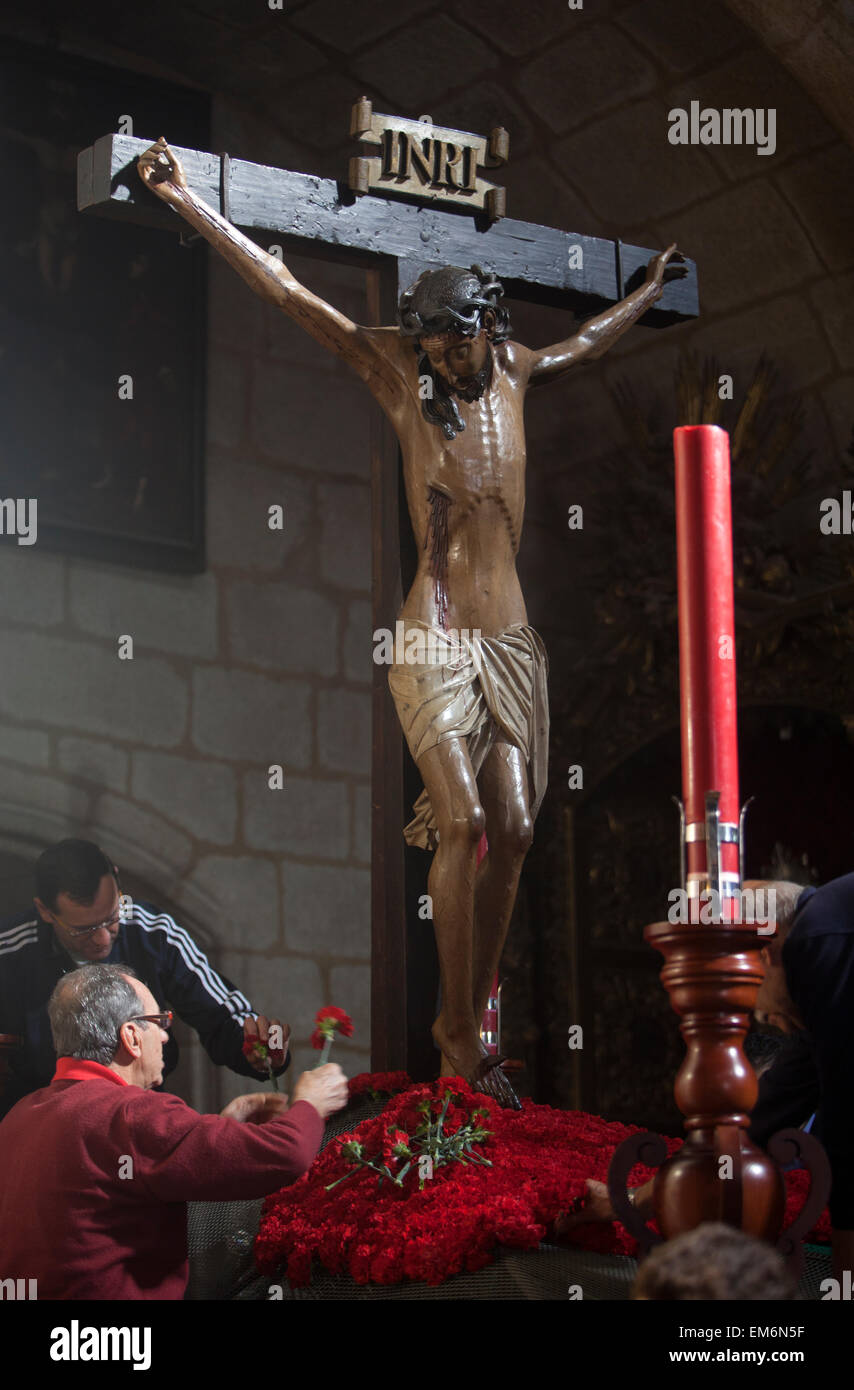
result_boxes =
[78,122,698,1096]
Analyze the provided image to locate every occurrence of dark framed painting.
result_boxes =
[0,40,209,571]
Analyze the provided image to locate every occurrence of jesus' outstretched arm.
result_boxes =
[137,138,405,411]
[518,243,687,387]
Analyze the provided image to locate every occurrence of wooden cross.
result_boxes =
[78,132,699,1077]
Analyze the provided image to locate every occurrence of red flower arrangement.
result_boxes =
[311,1006,353,1065]
[347,1070,412,1102]
[255,1078,831,1288]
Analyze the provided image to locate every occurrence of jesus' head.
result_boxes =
[398,265,512,438]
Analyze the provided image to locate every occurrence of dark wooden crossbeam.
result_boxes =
[78,134,698,320]
[77,129,699,1081]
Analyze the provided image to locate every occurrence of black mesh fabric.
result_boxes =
[184,1097,832,1301]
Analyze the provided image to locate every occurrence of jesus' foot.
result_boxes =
[470,1051,523,1110]
[432,1017,522,1110]
[432,1016,483,1082]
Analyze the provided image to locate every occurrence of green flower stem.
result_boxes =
[324,1166,360,1192]
[324,1088,493,1194]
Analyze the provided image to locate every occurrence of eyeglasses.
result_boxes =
[51,880,129,939]
[125,1012,173,1032]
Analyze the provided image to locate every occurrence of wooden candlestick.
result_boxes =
[608,426,830,1268]
[643,919,784,1239]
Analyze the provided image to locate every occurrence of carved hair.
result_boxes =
[399,266,510,438]
[398,264,511,343]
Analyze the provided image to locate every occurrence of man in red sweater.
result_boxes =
[0,964,347,1299]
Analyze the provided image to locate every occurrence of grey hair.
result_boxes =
[764,880,808,935]
[48,964,145,1065]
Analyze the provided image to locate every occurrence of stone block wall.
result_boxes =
[0,102,375,1108]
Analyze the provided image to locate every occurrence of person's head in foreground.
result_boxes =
[632,1221,797,1300]
[742,879,808,1034]
[48,963,170,1088]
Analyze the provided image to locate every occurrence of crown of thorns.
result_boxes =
[398,264,505,338]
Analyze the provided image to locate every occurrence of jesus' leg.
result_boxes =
[472,739,534,1028]
[414,737,486,1085]
[455,739,533,1108]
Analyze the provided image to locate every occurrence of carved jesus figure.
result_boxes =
[139,137,685,1104]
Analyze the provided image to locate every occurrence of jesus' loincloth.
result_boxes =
[387,621,549,851]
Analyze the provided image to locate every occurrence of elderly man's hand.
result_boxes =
[220,1092,289,1124]
[291,1064,348,1120]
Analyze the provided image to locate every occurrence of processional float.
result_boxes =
[607,424,829,1274]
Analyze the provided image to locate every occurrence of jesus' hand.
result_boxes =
[645,242,687,290]
[137,136,187,202]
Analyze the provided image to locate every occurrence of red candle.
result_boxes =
[674,425,740,919]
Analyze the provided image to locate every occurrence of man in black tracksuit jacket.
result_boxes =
[0,840,289,1118]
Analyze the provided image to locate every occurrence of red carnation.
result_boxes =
[311,1005,354,1065]
[242,1038,269,1067]
[313,1006,354,1038]
[242,1035,282,1092]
